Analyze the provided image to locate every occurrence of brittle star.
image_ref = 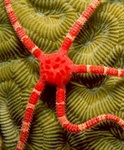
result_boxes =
[4,0,124,150]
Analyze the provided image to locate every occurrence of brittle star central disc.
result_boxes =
[41,53,73,86]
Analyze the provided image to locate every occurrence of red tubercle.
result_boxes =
[44,65,51,70]
[53,64,60,69]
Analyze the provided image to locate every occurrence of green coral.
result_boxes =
[0,0,124,149]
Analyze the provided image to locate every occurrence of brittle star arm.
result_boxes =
[4,0,44,60]
[15,79,45,150]
[72,64,124,77]
[58,0,102,55]
[56,86,124,133]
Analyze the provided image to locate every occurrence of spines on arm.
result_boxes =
[73,64,124,77]
[4,0,44,59]
[15,79,45,150]
[58,0,102,55]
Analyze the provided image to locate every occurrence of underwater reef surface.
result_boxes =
[0,0,124,149]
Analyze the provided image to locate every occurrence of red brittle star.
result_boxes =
[4,0,124,150]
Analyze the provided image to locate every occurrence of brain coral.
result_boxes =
[0,0,124,150]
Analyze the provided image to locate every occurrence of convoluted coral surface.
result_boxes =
[0,0,124,150]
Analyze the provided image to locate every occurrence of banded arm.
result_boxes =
[56,87,124,133]
[16,79,45,150]
[4,0,44,59]
[59,0,102,55]
[73,64,124,77]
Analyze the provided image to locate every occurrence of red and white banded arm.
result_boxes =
[59,0,102,55]
[56,87,124,133]
[4,0,44,59]
[15,79,45,150]
[73,64,124,77]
